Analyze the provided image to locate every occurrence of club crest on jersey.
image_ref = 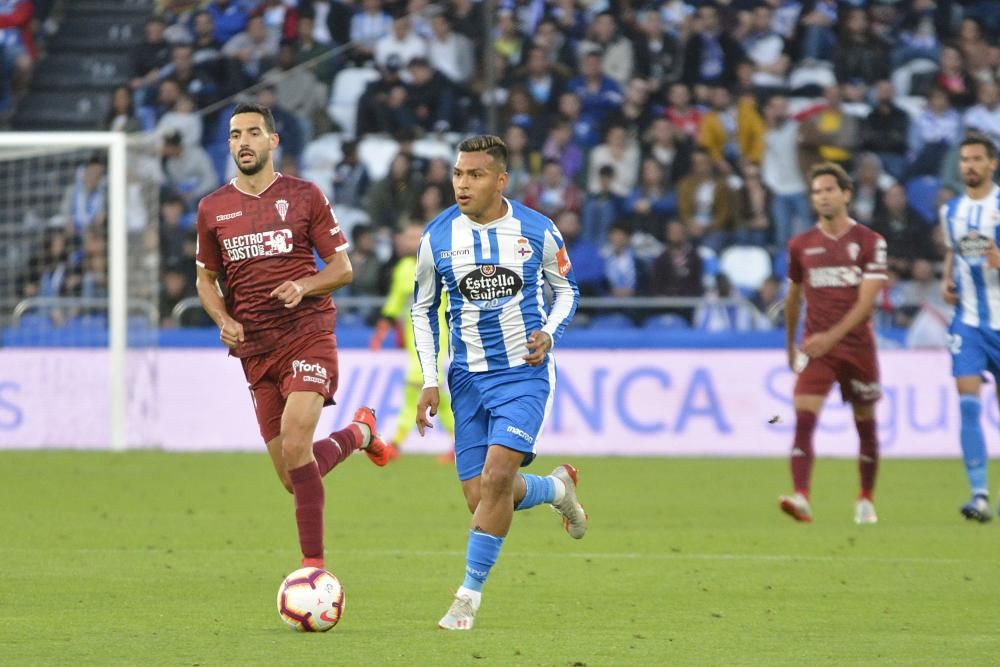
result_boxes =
[846,242,860,261]
[459,264,523,310]
[275,199,290,222]
[958,230,991,265]
[515,237,533,261]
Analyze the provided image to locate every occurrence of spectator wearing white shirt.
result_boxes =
[350,0,392,62]
[427,12,474,85]
[374,13,428,72]
[963,79,1000,149]
[762,95,809,247]
[587,124,640,196]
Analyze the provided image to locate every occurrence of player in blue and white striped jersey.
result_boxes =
[411,135,587,631]
[941,131,1000,522]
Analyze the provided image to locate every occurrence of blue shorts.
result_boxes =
[448,360,555,481]
[949,320,1000,378]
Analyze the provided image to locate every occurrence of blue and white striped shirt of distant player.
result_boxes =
[411,198,580,387]
[941,185,1000,329]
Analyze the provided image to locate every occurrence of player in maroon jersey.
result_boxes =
[195,103,391,570]
[780,162,889,524]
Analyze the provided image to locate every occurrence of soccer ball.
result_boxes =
[276,567,346,632]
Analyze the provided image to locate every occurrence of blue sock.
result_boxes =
[461,530,504,593]
[515,473,556,511]
[959,395,989,496]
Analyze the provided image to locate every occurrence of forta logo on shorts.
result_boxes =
[292,360,328,381]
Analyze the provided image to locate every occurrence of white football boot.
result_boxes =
[854,498,878,524]
[438,593,478,631]
[778,492,813,522]
[551,464,588,539]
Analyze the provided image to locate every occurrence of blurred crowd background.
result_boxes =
[4,0,997,343]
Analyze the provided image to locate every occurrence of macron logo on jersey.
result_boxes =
[222,229,293,261]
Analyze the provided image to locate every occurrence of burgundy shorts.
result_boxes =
[794,345,881,404]
[240,331,339,443]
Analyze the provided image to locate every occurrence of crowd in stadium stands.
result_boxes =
[12,0,1000,339]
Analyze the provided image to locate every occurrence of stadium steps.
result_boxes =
[12,0,153,129]
[31,53,132,91]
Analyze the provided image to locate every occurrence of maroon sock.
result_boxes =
[288,461,324,560]
[791,411,817,497]
[856,418,879,500]
[312,425,363,476]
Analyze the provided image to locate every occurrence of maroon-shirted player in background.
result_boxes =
[780,162,889,525]
[195,103,391,570]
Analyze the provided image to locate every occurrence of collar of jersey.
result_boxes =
[815,217,856,241]
[964,184,1000,203]
[230,172,283,198]
[460,197,513,229]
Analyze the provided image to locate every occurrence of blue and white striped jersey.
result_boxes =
[941,186,1000,329]
[411,199,580,388]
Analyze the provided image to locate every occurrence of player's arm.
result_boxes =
[942,249,958,304]
[271,251,353,309]
[273,186,355,308]
[371,260,411,350]
[196,265,244,349]
[940,202,959,303]
[527,226,580,365]
[411,233,443,435]
[195,200,243,349]
[784,279,802,370]
[802,277,883,359]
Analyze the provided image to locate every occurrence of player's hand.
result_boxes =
[941,279,959,305]
[416,387,440,437]
[271,280,305,308]
[788,347,808,373]
[801,331,836,359]
[219,317,245,349]
[987,242,1000,269]
[522,331,552,366]
[370,319,392,351]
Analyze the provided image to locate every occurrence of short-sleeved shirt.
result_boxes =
[195,173,349,358]
[787,221,888,350]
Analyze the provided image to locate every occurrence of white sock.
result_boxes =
[354,421,372,448]
[456,586,482,610]
[550,476,566,504]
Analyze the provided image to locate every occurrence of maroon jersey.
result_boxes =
[196,174,349,358]
[787,221,888,349]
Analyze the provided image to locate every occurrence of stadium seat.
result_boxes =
[719,246,772,291]
[302,133,344,172]
[326,67,380,139]
[891,58,939,97]
[642,314,690,330]
[905,175,941,224]
[411,137,455,162]
[788,63,835,96]
[301,168,334,199]
[588,313,636,329]
[358,135,400,181]
[698,245,719,290]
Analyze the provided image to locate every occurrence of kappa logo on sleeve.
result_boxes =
[556,246,572,277]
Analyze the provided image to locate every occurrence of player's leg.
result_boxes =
[780,355,835,521]
[280,391,327,568]
[851,401,879,524]
[950,323,991,521]
[838,350,883,524]
[956,374,991,521]
[440,444,523,631]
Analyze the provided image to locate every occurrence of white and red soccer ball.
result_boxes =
[276,567,346,632]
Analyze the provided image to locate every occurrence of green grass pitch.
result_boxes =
[1,452,999,665]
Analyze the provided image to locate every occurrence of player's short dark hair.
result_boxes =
[456,135,508,171]
[231,102,276,134]
[808,162,853,193]
[960,130,998,159]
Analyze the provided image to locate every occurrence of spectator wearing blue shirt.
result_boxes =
[566,50,624,130]
[206,0,249,45]
[581,164,624,245]
[625,158,677,241]
[556,209,605,296]
[601,221,642,298]
[681,4,745,86]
